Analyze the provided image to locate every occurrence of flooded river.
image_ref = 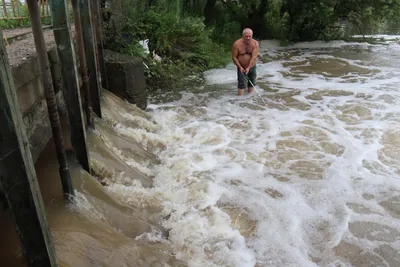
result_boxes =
[1,38,400,266]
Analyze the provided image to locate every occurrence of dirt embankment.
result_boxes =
[4,26,76,67]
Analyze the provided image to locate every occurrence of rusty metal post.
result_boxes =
[90,0,107,90]
[71,0,94,127]
[96,0,108,90]
[26,0,74,199]
[89,0,101,90]
[49,0,91,173]
[78,0,102,118]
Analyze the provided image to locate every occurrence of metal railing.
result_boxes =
[0,0,50,20]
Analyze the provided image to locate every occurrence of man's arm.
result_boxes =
[248,41,259,70]
[232,42,243,71]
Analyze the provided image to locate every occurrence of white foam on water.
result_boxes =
[204,64,237,85]
[72,191,108,223]
[352,34,400,41]
[96,39,400,266]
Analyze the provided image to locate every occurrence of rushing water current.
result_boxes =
[2,38,400,267]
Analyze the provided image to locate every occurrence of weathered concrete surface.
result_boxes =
[1,26,149,219]
[104,49,147,110]
[3,25,53,45]
[4,26,76,67]
[0,30,80,212]
[4,28,149,163]
[10,47,75,163]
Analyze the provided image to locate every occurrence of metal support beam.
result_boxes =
[26,0,74,199]
[0,30,59,267]
[71,0,94,128]
[49,0,91,173]
[95,0,108,90]
[89,0,101,90]
[79,0,102,118]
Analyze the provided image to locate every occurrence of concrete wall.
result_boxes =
[10,47,148,164]
[11,48,80,163]
[1,37,148,214]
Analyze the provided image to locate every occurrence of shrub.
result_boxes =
[103,2,231,92]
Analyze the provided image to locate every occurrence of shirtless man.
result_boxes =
[232,28,259,96]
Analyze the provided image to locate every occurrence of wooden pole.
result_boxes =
[38,0,41,16]
[16,0,21,19]
[0,30,59,267]
[25,1,29,19]
[49,0,91,173]
[78,0,102,118]
[2,0,8,19]
[11,0,16,18]
[26,0,74,199]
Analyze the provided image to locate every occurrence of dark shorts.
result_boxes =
[237,65,256,89]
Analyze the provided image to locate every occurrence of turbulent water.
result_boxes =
[137,38,400,267]
[4,37,400,267]
[87,38,400,267]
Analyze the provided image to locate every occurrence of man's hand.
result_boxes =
[239,66,245,73]
[244,68,250,74]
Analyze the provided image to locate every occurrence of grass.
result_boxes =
[0,1,52,29]
[0,17,52,29]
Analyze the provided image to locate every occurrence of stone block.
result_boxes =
[11,56,40,89]
[17,76,44,115]
[9,46,73,164]
[104,49,147,110]
[23,99,52,163]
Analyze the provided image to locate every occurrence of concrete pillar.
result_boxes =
[104,50,148,110]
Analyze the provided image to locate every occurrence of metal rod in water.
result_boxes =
[245,74,267,105]
[244,73,281,132]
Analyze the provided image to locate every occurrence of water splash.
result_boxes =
[70,38,400,266]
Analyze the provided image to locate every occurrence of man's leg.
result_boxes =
[247,66,257,93]
[237,68,246,96]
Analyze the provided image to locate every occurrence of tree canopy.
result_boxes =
[193,0,400,41]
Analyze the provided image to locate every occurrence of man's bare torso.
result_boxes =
[233,39,258,69]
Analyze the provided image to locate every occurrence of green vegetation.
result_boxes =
[102,0,400,92]
[0,17,51,29]
[103,0,231,91]
[0,1,51,29]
